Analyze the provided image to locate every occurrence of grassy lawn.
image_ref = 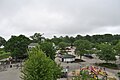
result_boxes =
[0,50,11,60]
[95,63,119,70]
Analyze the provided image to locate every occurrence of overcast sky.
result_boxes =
[0,0,120,39]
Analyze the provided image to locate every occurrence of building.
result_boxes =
[28,43,39,49]
[60,54,75,62]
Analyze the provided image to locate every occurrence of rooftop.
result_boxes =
[28,43,39,46]
[62,54,75,58]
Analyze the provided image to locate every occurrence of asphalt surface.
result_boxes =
[0,56,119,80]
[0,67,21,80]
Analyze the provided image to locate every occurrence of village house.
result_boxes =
[28,43,39,49]
[60,54,75,63]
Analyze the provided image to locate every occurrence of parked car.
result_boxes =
[83,54,93,59]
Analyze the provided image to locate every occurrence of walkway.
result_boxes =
[0,67,21,80]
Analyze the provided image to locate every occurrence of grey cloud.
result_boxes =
[0,0,120,39]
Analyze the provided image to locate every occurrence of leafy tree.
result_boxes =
[97,43,116,63]
[4,35,30,58]
[51,36,62,46]
[91,35,104,43]
[58,42,69,50]
[40,41,56,60]
[61,36,71,43]
[114,41,120,56]
[74,40,93,59]
[30,33,44,43]
[75,35,83,40]
[51,36,75,46]
[21,47,61,80]
[111,40,119,45]
[0,36,6,46]
[69,36,75,46]
[114,34,120,40]
[84,35,92,42]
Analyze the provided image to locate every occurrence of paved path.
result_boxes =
[0,68,21,80]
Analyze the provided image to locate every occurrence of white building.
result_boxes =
[28,43,39,49]
[60,54,75,63]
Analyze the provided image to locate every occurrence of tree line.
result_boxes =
[51,34,120,45]
[0,33,120,62]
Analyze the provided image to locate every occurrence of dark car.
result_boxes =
[83,54,93,59]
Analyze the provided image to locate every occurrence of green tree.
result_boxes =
[91,35,104,43]
[61,36,71,43]
[4,35,30,58]
[74,40,93,59]
[101,34,113,42]
[21,47,61,80]
[30,33,44,43]
[69,36,75,46]
[114,41,120,56]
[75,35,83,40]
[97,43,116,63]
[51,36,62,46]
[58,42,69,50]
[84,35,92,42]
[40,41,56,60]
[0,36,6,46]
